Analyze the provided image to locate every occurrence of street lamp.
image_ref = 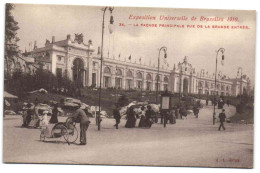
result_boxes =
[218,71,222,96]
[213,48,225,125]
[237,67,243,103]
[115,66,118,106]
[156,46,167,104]
[98,7,114,131]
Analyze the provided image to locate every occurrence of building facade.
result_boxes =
[23,34,251,97]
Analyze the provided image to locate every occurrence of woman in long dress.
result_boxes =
[138,106,146,128]
[49,104,59,124]
[144,105,153,128]
[125,106,136,128]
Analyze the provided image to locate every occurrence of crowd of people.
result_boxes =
[111,103,201,130]
[19,96,229,146]
[21,99,59,128]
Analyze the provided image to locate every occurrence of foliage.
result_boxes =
[5,4,20,79]
[6,69,76,97]
[230,105,254,124]
[117,95,129,107]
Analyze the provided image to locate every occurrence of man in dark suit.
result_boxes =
[218,109,226,131]
[73,104,90,145]
[113,105,121,129]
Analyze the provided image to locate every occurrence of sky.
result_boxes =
[12,4,256,83]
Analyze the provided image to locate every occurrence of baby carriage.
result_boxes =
[40,117,78,145]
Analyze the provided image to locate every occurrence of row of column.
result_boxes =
[97,65,169,91]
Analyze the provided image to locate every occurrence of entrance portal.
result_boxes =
[73,58,84,86]
[183,78,189,95]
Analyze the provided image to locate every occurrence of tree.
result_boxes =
[5,3,20,79]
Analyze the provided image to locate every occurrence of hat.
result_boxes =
[27,103,32,108]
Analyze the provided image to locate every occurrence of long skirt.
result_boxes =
[125,117,136,128]
[49,114,58,124]
[138,115,146,127]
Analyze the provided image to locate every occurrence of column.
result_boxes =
[66,55,73,80]
[133,70,136,89]
[82,70,86,87]
[122,68,126,89]
[189,75,192,94]
[112,76,115,88]
[112,66,116,87]
[51,51,57,75]
[88,58,93,87]
[152,73,156,91]
[143,71,146,90]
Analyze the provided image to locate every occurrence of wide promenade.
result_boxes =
[3,104,253,168]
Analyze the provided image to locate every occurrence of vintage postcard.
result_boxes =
[3,3,255,168]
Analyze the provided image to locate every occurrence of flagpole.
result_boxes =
[213,48,225,125]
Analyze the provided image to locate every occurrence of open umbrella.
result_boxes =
[4,91,18,99]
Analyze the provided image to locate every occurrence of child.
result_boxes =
[40,111,49,127]
[40,111,50,140]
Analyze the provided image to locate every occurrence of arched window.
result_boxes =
[73,58,85,85]
[146,73,152,80]
[199,81,203,88]
[205,82,209,88]
[104,66,111,74]
[116,68,122,76]
[136,72,142,79]
[164,76,169,83]
[156,75,160,81]
[126,70,133,77]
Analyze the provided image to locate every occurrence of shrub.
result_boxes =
[6,69,78,97]
[117,95,129,107]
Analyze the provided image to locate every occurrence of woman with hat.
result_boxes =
[49,103,59,124]
[125,106,136,128]
[144,105,154,128]
[22,103,33,127]
[138,106,146,128]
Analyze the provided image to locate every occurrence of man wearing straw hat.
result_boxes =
[72,103,90,145]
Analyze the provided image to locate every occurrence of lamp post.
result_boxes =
[156,46,167,104]
[237,67,243,103]
[98,7,114,131]
[213,48,225,125]
[115,66,118,105]
[218,71,222,96]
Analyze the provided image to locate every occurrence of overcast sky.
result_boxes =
[12,4,256,82]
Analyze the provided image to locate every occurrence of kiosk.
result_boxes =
[160,90,173,127]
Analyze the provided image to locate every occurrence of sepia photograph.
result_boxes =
[2,2,256,169]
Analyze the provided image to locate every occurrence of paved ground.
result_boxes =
[3,105,253,168]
